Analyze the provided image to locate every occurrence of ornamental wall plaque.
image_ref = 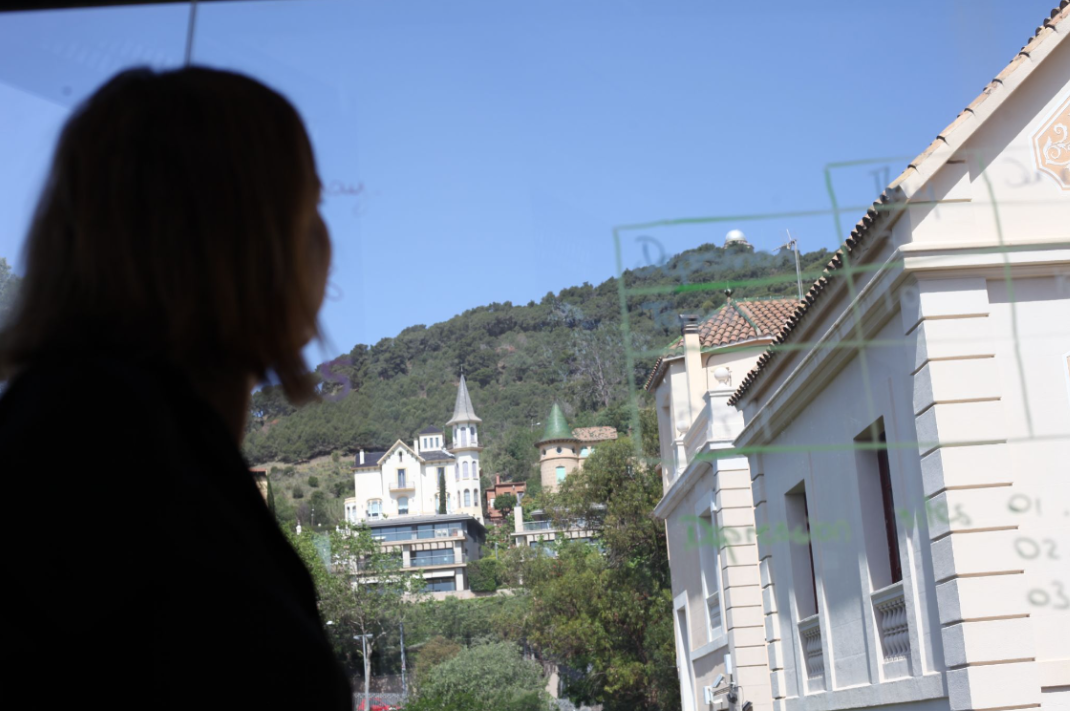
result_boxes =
[1033,95,1070,190]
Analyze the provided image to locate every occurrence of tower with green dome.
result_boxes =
[534,402,581,492]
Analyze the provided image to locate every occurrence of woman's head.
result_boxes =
[0,66,330,404]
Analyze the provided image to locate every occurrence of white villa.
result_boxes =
[344,375,486,525]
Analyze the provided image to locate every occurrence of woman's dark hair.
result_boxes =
[0,66,328,404]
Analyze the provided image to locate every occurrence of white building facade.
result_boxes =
[344,375,485,525]
[728,8,1069,711]
[649,299,798,711]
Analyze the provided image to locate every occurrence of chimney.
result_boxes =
[681,314,705,421]
[413,438,418,453]
[359,449,365,465]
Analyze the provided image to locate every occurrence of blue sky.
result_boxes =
[0,0,1056,366]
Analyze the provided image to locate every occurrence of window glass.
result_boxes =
[556,466,566,483]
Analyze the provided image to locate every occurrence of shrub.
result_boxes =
[467,558,501,593]
[292,485,305,499]
[308,475,320,488]
[416,642,547,708]
[414,636,461,690]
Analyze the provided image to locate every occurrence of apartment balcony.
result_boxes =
[872,581,910,679]
[405,552,463,568]
[522,519,554,531]
[669,389,745,483]
[798,613,826,692]
[372,527,466,543]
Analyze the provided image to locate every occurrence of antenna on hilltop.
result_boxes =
[779,230,804,300]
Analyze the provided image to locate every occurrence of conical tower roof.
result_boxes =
[539,402,574,442]
[446,374,482,425]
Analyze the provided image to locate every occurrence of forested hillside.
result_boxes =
[1,243,830,527]
[244,241,831,474]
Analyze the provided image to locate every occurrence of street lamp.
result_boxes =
[354,633,373,711]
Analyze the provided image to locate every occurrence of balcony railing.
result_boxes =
[523,520,554,531]
[407,552,460,567]
[798,614,825,691]
[668,390,748,482]
[389,481,415,492]
[372,527,464,543]
[681,402,712,472]
[873,581,910,676]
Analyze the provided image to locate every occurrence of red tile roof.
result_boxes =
[644,298,799,390]
[728,1,1069,407]
[572,426,619,442]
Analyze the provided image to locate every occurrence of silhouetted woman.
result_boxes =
[0,67,352,709]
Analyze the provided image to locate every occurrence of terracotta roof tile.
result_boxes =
[644,298,798,390]
[572,426,618,442]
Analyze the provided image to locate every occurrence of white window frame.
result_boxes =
[695,492,726,648]
[368,499,382,520]
[673,591,697,711]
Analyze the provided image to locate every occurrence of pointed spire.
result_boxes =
[446,374,482,425]
[539,402,573,442]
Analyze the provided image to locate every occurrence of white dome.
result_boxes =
[725,229,749,245]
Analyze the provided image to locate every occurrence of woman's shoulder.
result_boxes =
[0,353,179,456]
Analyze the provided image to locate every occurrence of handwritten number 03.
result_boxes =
[1029,581,1070,610]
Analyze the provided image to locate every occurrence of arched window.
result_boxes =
[462,461,469,479]
[470,426,476,444]
[462,428,469,446]
[398,451,403,462]
[556,447,562,454]
[464,490,471,507]
[368,499,382,519]
[398,497,409,515]
[580,447,589,457]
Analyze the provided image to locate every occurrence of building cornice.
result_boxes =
[735,242,1070,449]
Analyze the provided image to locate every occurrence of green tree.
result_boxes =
[411,641,551,711]
[0,256,21,325]
[267,478,276,515]
[319,523,427,707]
[438,468,447,515]
[280,524,331,593]
[466,558,501,593]
[413,635,461,691]
[493,492,517,516]
[523,437,678,711]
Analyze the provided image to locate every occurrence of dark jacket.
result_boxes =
[0,353,353,710]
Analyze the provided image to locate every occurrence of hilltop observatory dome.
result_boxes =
[724,229,752,248]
